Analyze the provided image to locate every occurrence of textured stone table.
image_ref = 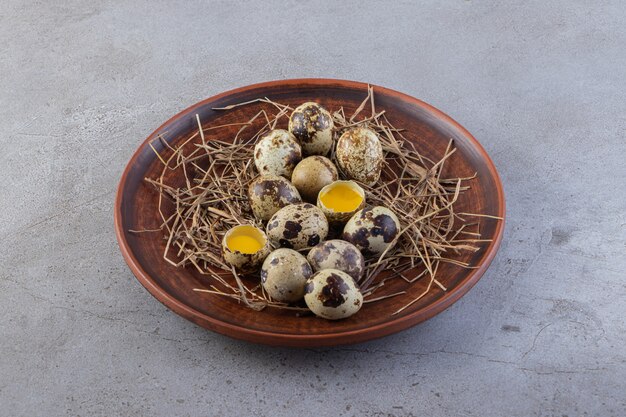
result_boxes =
[1,1,624,416]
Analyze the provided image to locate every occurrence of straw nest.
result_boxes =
[138,87,498,316]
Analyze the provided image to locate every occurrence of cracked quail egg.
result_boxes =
[304,269,363,320]
[288,102,334,155]
[342,206,400,256]
[291,156,338,203]
[222,225,271,273]
[260,248,313,302]
[266,203,329,250]
[254,129,302,178]
[248,175,302,221]
[317,180,365,224]
[307,240,365,283]
[336,127,384,186]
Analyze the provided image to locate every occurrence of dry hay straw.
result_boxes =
[139,87,499,316]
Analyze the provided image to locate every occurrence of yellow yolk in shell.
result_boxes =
[227,235,262,254]
[226,226,265,254]
[320,183,363,213]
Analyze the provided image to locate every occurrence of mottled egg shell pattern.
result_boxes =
[260,248,313,303]
[222,228,271,274]
[266,203,329,250]
[291,156,338,202]
[317,180,366,224]
[336,127,384,186]
[342,206,401,256]
[288,102,334,155]
[304,269,363,320]
[307,240,365,283]
[254,129,302,178]
[248,175,302,221]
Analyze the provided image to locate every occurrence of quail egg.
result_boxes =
[317,180,366,224]
[342,206,401,256]
[266,203,329,250]
[304,269,363,320]
[222,225,271,273]
[336,127,384,186]
[307,240,365,283]
[291,156,338,202]
[260,248,313,302]
[248,175,302,221]
[254,129,302,178]
[288,102,334,155]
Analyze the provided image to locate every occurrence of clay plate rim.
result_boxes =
[114,78,506,347]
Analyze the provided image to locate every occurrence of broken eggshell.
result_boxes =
[222,225,271,273]
[317,180,365,224]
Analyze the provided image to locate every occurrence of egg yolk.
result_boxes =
[226,226,264,254]
[320,183,363,213]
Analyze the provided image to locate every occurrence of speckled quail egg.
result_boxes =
[248,175,302,221]
[291,156,338,202]
[260,248,313,302]
[342,206,401,256]
[288,102,335,155]
[307,240,365,283]
[254,129,302,178]
[222,225,271,273]
[266,203,329,250]
[336,127,384,186]
[304,269,363,320]
[317,180,366,224]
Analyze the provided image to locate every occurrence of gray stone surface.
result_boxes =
[1,0,625,416]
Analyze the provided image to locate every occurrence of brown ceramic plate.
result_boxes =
[114,79,505,347]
